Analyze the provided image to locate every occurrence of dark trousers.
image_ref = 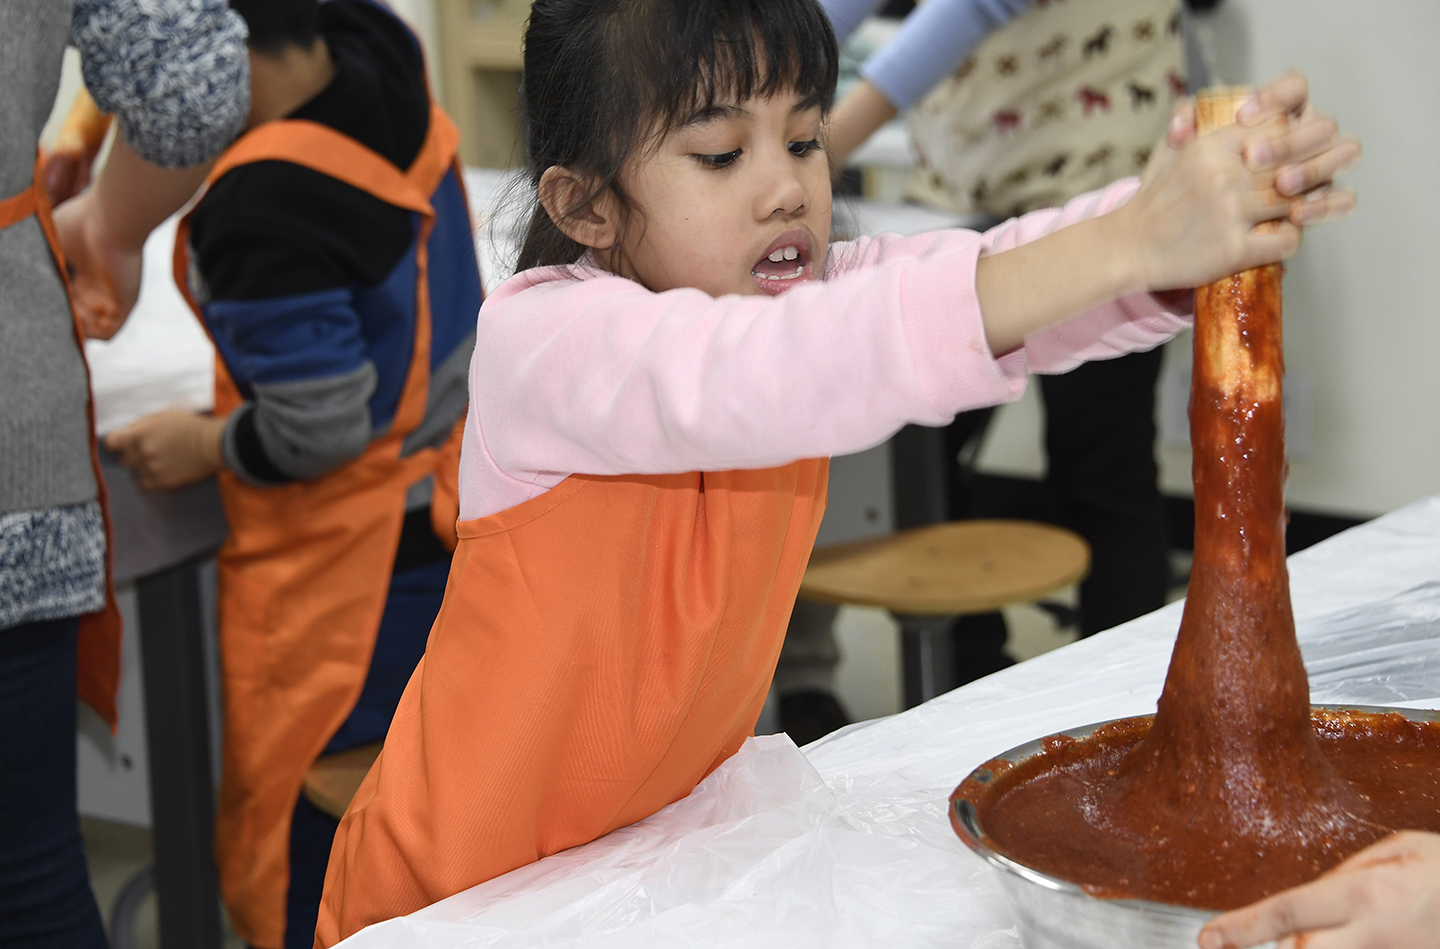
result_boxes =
[1039,347,1169,636]
[274,555,450,949]
[942,348,1169,681]
[0,616,108,949]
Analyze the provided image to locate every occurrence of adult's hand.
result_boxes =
[1198,830,1440,949]
[51,133,215,338]
[52,188,141,339]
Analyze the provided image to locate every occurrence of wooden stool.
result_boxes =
[800,519,1089,708]
[302,742,383,820]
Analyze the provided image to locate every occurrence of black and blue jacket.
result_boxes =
[188,0,480,546]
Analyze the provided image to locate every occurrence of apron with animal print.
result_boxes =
[906,0,1184,219]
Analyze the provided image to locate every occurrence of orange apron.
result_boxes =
[172,104,468,948]
[316,460,829,946]
[1,155,124,728]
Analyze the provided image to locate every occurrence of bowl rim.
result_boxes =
[948,702,1440,919]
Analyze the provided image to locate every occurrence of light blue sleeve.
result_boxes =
[816,0,892,47]
[860,0,1033,111]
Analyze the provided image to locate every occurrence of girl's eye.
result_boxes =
[789,139,823,157]
[696,149,742,169]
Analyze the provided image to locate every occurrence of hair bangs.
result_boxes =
[656,0,840,132]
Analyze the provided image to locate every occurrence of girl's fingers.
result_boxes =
[1244,184,1295,225]
[1168,98,1197,149]
[1244,115,1339,171]
[1242,224,1302,267]
[1276,139,1362,196]
[1237,70,1309,125]
[1290,187,1356,226]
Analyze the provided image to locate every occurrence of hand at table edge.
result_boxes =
[1197,830,1440,949]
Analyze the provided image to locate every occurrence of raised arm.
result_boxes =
[824,0,1032,168]
[470,180,1188,493]
[52,0,250,337]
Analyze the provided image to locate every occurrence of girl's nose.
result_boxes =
[756,153,808,219]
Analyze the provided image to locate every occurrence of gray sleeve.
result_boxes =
[220,363,380,486]
[71,0,251,168]
[860,0,1033,111]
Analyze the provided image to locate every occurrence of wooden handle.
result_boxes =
[1114,86,1373,899]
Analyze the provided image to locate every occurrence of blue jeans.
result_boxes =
[0,616,108,948]
[277,556,450,949]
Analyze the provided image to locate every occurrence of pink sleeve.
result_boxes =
[830,177,1192,376]
[462,177,1189,517]
[469,234,1020,491]
[985,178,1192,372]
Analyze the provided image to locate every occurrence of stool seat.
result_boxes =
[302,741,382,820]
[801,519,1090,616]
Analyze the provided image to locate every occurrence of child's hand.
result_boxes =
[1121,71,1361,293]
[1197,831,1440,949]
[105,410,228,491]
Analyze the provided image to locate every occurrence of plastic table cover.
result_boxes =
[335,495,1440,949]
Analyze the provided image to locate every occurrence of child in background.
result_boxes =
[104,1,480,946]
[315,0,1359,941]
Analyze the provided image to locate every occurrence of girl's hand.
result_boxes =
[1120,71,1361,293]
[1197,831,1440,949]
[105,410,228,491]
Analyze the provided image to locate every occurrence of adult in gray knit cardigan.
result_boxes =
[1,1,248,945]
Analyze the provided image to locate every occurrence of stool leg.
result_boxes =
[897,615,957,709]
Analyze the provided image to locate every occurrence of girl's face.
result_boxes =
[606,89,832,297]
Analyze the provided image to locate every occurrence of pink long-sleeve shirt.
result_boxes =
[459,178,1189,521]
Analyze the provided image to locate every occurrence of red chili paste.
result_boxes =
[972,91,1438,912]
[980,711,1440,909]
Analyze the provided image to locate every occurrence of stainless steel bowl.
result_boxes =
[949,704,1440,949]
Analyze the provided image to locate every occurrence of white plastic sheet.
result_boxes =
[337,497,1440,948]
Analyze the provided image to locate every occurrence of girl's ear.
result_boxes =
[539,166,620,250]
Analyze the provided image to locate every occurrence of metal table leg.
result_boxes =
[136,558,223,949]
[897,614,958,709]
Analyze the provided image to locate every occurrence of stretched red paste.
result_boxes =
[975,91,1437,911]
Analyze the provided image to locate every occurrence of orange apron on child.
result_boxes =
[1,155,123,729]
[172,104,467,949]
[315,459,830,946]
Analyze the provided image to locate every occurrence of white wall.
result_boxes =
[978,0,1440,519]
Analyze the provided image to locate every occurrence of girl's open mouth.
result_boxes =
[751,230,813,295]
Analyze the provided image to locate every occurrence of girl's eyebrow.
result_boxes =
[792,93,823,114]
[678,103,748,130]
[678,95,823,131]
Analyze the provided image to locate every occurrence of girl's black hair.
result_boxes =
[517,0,840,271]
[229,0,322,55]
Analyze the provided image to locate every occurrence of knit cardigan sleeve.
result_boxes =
[71,0,250,167]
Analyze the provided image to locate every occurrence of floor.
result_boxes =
[82,817,244,949]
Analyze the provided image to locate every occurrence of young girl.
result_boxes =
[315,1,1359,942]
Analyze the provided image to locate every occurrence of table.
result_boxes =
[333,495,1440,949]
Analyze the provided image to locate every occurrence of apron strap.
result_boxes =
[179,101,463,444]
[205,102,460,219]
[0,185,38,230]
